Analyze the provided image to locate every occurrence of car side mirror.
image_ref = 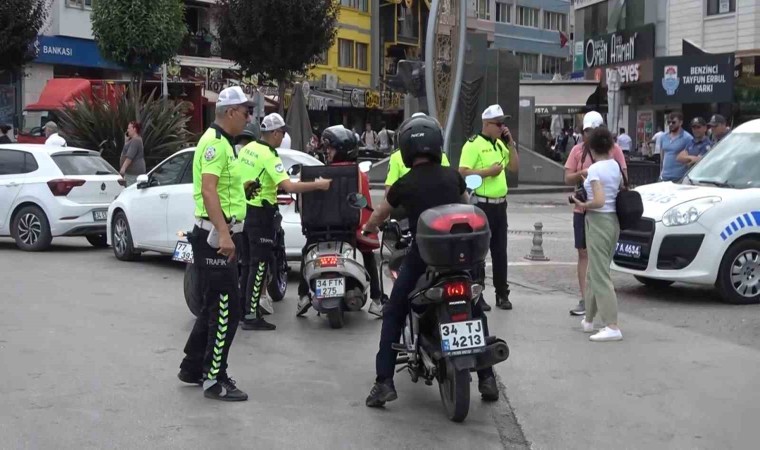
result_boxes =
[359,161,372,173]
[465,174,483,191]
[287,164,302,177]
[347,193,368,209]
[135,174,150,189]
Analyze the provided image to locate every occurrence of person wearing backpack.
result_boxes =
[571,127,624,342]
[564,111,627,316]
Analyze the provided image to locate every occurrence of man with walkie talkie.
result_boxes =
[238,113,331,331]
[458,105,519,311]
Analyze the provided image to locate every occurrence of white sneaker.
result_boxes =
[581,317,595,333]
[296,295,312,317]
[260,294,274,315]
[368,299,383,318]
[589,327,623,342]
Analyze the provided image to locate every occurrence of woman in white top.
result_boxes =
[572,127,624,342]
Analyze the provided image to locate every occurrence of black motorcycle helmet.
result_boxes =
[398,113,443,168]
[321,125,358,163]
[235,122,261,145]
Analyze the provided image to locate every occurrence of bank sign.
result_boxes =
[653,53,735,104]
[584,24,655,70]
[33,35,123,70]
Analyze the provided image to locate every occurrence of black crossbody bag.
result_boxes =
[615,162,643,230]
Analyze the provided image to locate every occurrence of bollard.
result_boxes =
[524,222,550,261]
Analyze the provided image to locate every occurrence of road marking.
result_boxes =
[487,261,576,267]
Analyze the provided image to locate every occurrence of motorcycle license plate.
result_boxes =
[440,320,486,355]
[315,277,345,299]
[172,241,194,263]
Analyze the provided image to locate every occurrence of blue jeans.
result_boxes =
[375,246,494,383]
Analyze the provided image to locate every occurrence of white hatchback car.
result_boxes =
[0,144,124,251]
[106,147,321,261]
[612,119,760,304]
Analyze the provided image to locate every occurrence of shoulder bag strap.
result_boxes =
[616,160,630,191]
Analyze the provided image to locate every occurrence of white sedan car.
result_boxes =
[106,147,321,261]
[612,119,760,304]
[0,144,124,251]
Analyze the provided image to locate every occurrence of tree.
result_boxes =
[0,0,49,71]
[216,0,338,112]
[91,0,187,83]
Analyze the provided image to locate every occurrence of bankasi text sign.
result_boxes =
[584,24,655,70]
[653,53,735,104]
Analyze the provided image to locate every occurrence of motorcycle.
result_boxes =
[377,175,510,422]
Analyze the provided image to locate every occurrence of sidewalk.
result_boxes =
[486,285,760,450]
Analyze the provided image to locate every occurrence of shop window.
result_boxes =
[356,43,369,72]
[495,2,511,24]
[542,55,564,75]
[543,11,567,32]
[516,6,539,28]
[339,39,354,69]
[516,52,539,74]
[67,0,93,8]
[706,0,735,15]
[341,0,368,13]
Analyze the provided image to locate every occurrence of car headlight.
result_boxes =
[661,197,722,227]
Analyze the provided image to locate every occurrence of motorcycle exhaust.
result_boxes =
[473,339,510,371]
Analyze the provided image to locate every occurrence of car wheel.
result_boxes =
[112,211,139,261]
[717,239,760,305]
[11,205,52,251]
[634,276,674,289]
[86,234,109,248]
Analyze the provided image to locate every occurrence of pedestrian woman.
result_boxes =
[0,124,12,143]
[572,127,623,342]
[119,121,146,186]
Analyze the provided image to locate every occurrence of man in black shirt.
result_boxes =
[361,114,499,408]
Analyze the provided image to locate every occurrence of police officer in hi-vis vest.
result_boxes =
[459,105,519,311]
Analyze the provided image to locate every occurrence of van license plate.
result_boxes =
[93,210,108,221]
[440,319,486,355]
[172,241,194,263]
[315,278,345,299]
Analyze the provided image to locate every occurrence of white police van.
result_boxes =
[612,119,760,304]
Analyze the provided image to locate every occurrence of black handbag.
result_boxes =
[615,163,643,230]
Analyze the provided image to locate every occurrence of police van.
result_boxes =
[611,119,760,304]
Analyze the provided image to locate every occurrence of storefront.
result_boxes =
[735,56,760,123]
[581,24,657,152]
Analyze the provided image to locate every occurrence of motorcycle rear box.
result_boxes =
[416,204,491,271]
[300,164,361,236]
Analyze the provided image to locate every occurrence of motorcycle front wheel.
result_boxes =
[438,358,471,422]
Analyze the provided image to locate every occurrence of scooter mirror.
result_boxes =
[358,161,372,173]
[287,164,302,177]
[465,174,483,190]
[347,193,368,209]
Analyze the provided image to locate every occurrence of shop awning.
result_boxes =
[519,81,600,115]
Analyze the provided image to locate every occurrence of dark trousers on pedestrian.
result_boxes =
[180,226,241,384]
[298,241,381,301]
[244,205,276,320]
[375,246,494,383]
[477,201,510,297]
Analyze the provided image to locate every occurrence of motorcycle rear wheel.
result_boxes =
[327,309,344,329]
[438,359,471,422]
[267,254,288,302]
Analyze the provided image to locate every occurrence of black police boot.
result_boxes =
[241,316,276,331]
[478,375,500,402]
[203,378,248,402]
[365,380,398,407]
[496,291,512,310]
[479,295,492,312]
[177,370,203,386]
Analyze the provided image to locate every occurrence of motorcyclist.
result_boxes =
[296,125,384,317]
[361,113,499,408]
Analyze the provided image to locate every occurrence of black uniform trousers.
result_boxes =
[180,226,241,383]
[244,204,277,319]
[476,201,510,297]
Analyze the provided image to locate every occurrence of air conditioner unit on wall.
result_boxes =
[322,74,338,90]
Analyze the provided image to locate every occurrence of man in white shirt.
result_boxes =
[616,128,632,155]
[44,122,67,147]
[280,131,292,149]
[650,127,664,164]
[361,122,377,150]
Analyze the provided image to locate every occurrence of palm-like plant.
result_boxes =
[57,86,190,168]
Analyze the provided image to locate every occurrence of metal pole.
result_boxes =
[443,0,467,155]
[424,0,440,119]
[161,64,169,98]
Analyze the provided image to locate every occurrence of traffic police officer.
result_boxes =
[459,104,519,311]
[178,86,250,401]
[238,113,331,330]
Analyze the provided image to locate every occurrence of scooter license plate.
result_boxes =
[440,320,486,355]
[315,277,345,299]
[172,241,194,264]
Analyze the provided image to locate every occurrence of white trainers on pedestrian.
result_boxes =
[589,327,623,342]
[368,299,383,318]
[260,294,274,315]
[581,317,595,333]
[296,295,312,317]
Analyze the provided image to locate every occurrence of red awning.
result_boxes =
[25,78,94,110]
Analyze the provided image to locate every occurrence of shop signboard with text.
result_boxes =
[584,24,655,70]
[587,59,654,88]
[653,53,735,104]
